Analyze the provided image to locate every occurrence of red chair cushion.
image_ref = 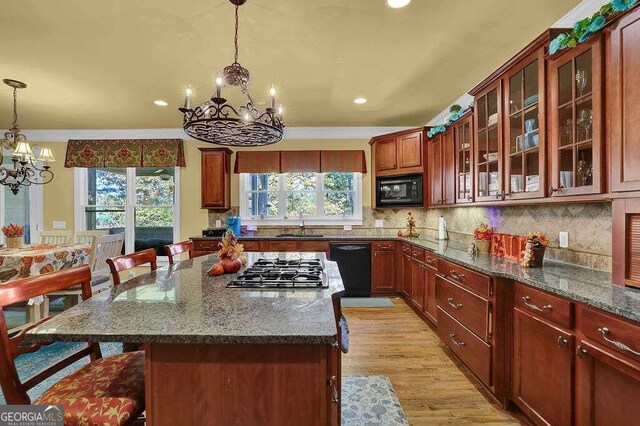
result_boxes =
[35,351,145,426]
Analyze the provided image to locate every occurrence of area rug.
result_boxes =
[342,297,395,308]
[0,343,409,425]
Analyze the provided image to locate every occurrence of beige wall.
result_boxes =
[38,138,372,241]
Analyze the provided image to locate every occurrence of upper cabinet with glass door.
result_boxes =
[473,82,502,202]
[503,49,546,200]
[549,35,603,197]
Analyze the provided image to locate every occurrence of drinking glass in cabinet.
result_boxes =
[576,70,588,97]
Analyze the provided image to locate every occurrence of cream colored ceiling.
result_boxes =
[1,0,578,129]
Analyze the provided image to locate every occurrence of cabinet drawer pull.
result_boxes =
[598,327,640,356]
[576,346,588,359]
[522,296,552,313]
[413,251,420,256]
[425,257,433,264]
[557,336,568,348]
[447,297,462,309]
[449,270,465,280]
[449,333,465,347]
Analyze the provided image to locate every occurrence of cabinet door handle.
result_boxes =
[549,185,559,194]
[576,346,588,359]
[557,336,568,348]
[329,375,339,404]
[522,296,552,313]
[450,270,465,280]
[449,333,466,347]
[447,297,462,309]
[425,257,433,264]
[598,327,640,356]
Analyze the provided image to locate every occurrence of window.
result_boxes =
[240,172,362,224]
[75,167,179,256]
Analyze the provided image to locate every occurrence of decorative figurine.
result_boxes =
[397,212,420,238]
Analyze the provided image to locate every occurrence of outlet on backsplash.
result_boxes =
[559,231,569,248]
[375,220,384,228]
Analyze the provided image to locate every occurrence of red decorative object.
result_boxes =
[221,257,242,274]
[490,233,527,261]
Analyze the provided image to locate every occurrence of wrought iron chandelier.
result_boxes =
[2,79,55,195]
[179,0,285,147]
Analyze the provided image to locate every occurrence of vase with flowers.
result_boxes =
[2,224,25,249]
[521,232,550,268]
[472,223,494,254]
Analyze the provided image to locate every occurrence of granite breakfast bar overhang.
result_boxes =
[26,253,345,426]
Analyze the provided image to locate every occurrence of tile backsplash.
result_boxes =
[209,202,612,271]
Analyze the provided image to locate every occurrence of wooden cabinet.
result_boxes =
[428,134,443,206]
[503,48,546,200]
[410,259,425,311]
[609,7,640,193]
[370,128,424,179]
[401,251,412,299]
[454,113,474,204]
[199,148,232,210]
[422,252,438,325]
[512,307,573,425]
[473,81,503,202]
[612,198,640,288]
[442,130,456,205]
[575,341,640,426]
[549,35,604,197]
[372,250,396,293]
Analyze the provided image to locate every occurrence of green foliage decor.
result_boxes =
[549,0,638,55]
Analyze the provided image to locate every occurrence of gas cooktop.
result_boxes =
[227,258,327,289]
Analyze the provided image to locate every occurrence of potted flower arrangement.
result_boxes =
[207,230,246,276]
[521,232,550,268]
[2,224,25,249]
[397,212,420,238]
[472,223,494,254]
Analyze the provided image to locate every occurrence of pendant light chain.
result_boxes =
[234,5,239,64]
[12,88,18,130]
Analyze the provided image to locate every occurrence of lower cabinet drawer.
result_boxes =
[372,241,396,251]
[438,308,492,387]
[298,241,330,252]
[261,241,299,252]
[192,239,219,251]
[580,306,640,363]
[438,259,490,298]
[241,241,261,252]
[514,282,573,329]
[436,276,490,341]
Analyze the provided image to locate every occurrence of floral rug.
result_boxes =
[0,343,408,425]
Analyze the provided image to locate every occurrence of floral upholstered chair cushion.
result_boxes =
[35,351,145,426]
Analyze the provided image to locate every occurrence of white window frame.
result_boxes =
[0,149,43,244]
[239,172,363,226]
[74,167,180,259]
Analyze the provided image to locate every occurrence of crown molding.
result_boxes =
[8,127,411,142]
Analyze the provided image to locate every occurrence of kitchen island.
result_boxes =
[27,252,344,426]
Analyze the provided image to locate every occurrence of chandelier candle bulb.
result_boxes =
[184,87,192,110]
[270,85,276,108]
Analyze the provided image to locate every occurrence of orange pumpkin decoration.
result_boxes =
[207,263,225,277]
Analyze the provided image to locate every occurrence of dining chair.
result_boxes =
[0,266,145,425]
[107,248,157,286]
[74,229,109,244]
[38,230,74,245]
[165,240,195,265]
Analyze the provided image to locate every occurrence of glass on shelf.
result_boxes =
[559,105,574,147]
[559,148,574,188]
[576,143,594,187]
[575,49,593,97]
[488,161,499,196]
[509,71,523,114]
[478,164,488,197]
[558,62,573,106]
[576,99,593,142]
[510,113,522,154]
[525,151,540,192]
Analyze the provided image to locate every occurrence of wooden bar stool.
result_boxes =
[106,248,157,286]
[0,266,145,425]
[165,241,195,265]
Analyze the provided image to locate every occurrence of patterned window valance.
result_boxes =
[64,139,186,168]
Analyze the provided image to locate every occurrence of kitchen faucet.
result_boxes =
[299,218,306,236]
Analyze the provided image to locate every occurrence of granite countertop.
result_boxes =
[192,234,640,322]
[26,252,344,345]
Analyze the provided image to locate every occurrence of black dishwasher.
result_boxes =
[330,243,371,297]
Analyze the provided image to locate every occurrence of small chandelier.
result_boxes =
[2,79,55,195]
[179,0,285,147]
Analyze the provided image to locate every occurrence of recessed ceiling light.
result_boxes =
[387,0,411,8]
[153,100,168,106]
[354,97,368,104]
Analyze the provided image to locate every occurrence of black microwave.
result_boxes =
[376,174,423,207]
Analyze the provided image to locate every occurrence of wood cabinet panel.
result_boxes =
[581,306,640,363]
[454,114,474,204]
[372,241,396,251]
[401,253,412,299]
[375,138,397,172]
[423,267,438,325]
[261,241,299,252]
[474,81,503,202]
[576,341,640,426]
[424,251,438,271]
[438,308,492,387]
[442,129,456,205]
[428,135,443,206]
[298,241,330,253]
[410,246,425,261]
[411,260,425,311]
[610,8,640,193]
[612,198,640,288]
[199,148,232,210]
[512,308,573,426]
[436,276,490,341]
[398,132,423,170]
[514,282,574,329]
[372,250,396,293]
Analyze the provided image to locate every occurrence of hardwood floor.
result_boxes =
[342,297,521,425]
